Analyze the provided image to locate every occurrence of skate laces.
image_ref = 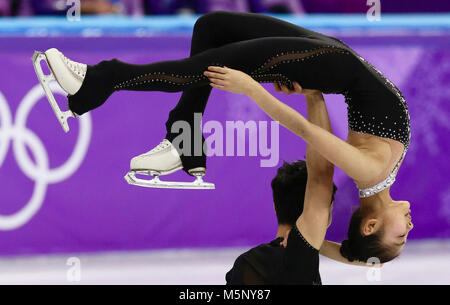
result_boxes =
[146,139,172,155]
[59,52,86,77]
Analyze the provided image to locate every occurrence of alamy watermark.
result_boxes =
[66,0,81,22]
[366,257,382,282]
[66,257,81,282]
[171,113,280,168]
[366,0,381,22]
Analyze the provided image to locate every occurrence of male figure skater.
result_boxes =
[226,83,362,285]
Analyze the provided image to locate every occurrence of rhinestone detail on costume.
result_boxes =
[348,55,411,198]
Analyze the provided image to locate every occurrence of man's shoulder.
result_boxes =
[240,238,285,263]
[226,238,285,285]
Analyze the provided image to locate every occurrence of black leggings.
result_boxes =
[69,11,358,171]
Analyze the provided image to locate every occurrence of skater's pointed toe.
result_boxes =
[44,48,87,95]
[130,155,151,171]
[130,139,182,173]
[44,48,58,56]
[130,158,140,171]
[130,152,181,173]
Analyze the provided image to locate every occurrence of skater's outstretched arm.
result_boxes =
[247,85,390,185]
[205,66,391,186]
[319,240,381,266]
[295,89,334,250]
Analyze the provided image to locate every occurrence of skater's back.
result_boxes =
[226,228,322,285]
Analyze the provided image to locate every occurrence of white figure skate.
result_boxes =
[32,48,87,133]
[124,139,215,190]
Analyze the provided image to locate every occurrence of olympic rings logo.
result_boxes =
[0,83,92,230]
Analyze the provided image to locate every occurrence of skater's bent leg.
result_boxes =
[69,37,356,169]
[167,36,358,171]
[165,11,336,172]
[168,13,342,126]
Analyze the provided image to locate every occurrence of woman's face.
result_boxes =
[381,201,414,253]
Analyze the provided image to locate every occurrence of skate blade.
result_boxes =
[32,51,75,133]
[124,171,215,190]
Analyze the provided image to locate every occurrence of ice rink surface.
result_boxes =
[0,240,448,285]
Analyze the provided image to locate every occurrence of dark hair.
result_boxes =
[340,207,400,264]
[271,160,338,226]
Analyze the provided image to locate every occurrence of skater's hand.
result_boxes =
[273,81,321,97]
[204,66,258,95]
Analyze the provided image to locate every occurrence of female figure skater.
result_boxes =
[41,11,412,263]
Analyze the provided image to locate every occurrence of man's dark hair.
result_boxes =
[271,160,338,226]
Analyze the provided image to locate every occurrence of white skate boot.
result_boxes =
[124,139,215,190]
[32,48,87,133]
